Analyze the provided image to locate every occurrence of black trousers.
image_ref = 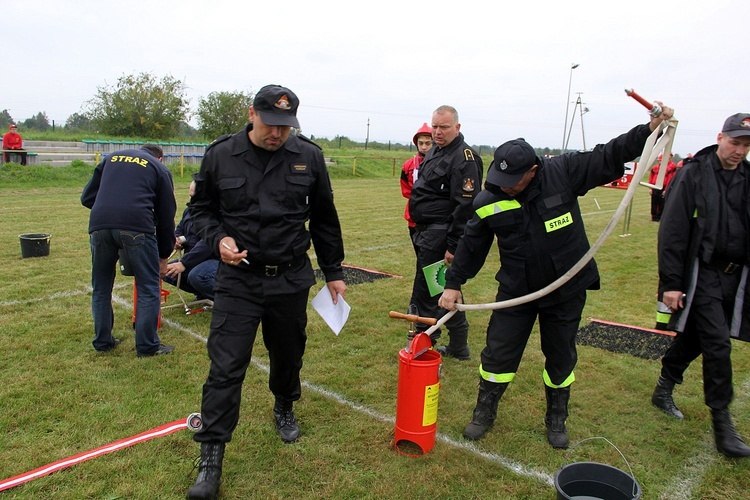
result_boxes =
[481,290,586,386]
[650,189,664,220]
[3,150,27,165]
[410,228,468,339]
[660,264,738,409]
[195,287,309,443]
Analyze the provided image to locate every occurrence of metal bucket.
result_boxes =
[555,437,641,500]
[19,233,51,258]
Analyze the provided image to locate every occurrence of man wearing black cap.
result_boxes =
[187,84,346,499]
[408,105,483,360]
[650,113,750,458]
[439,102,672,448]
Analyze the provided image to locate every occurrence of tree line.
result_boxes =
[1,72,253,141]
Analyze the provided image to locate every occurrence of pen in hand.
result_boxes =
[221,241,250,265]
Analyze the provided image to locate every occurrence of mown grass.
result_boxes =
[0,159,749,499]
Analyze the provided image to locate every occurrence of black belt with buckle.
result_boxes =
[710,258,743,274]
[242,257,298,277]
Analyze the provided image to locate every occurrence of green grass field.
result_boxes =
[1,159,749,499]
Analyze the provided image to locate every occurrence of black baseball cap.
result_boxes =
[722,113,750,138]
[252,84,300,128]
[486,138,539,188]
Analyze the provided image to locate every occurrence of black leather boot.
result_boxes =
[274,400,300,443]
[187,441,225,500]
[711,408,750,458]
[651,375,684,419]
[462,379,508,440]
[545,386,570,449]
[437,328,470,360]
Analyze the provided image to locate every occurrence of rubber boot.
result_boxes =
[437,329,470,360]
[273,400,300,443]
[187,441,225,500]
[545,386,570,449]
[711,408,750,458]
[462,379,508,440]
[651,375,684,419]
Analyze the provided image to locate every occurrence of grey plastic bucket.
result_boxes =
[555,461,641,499]
[555,437,641,500]
[19,233,51,258]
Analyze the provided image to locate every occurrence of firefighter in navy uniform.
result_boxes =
[439,102,673,448]
[186,85,346,500]
[408,105,482,360]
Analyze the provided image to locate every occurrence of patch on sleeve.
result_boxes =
[462,178,476,192]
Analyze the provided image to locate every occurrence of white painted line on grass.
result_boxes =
[581,209,615,217]
[104,288,750,493]
[661,375,750,499]
[150,298,554,487]
[0,283,128,308]
[659,440,717,500]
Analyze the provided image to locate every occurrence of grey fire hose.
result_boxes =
[425,118,678,336]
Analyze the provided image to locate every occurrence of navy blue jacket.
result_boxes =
[81,147,176,259]
[175,205,215,272]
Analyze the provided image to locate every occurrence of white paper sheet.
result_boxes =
[311,286,350,336]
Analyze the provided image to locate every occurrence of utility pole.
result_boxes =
[564,93,589,152]
[365,118,370,150]
[561,63,579,154]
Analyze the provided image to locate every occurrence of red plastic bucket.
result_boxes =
[393,333,442,456]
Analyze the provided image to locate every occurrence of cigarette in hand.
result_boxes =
[221,241,250,265]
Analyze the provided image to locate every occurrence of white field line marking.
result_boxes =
[7,279,743,491]
[4,288,592,487]
[581,209,615,217]
[115,293,554,486]
[0,283,129,308]
[661,376,750,499]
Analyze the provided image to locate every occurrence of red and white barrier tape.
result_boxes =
[0,419,187,492]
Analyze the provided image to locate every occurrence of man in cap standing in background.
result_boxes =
[439,101,673,448]
[651,113,750,458]
[187,85,346,499]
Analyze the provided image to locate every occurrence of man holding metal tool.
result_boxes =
[651,113,750,458]
[439,101,673,448]
[186,85,346,499]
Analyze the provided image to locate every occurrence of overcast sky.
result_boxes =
[3,0,748,156]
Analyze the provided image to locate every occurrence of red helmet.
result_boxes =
[412,122,432,146]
